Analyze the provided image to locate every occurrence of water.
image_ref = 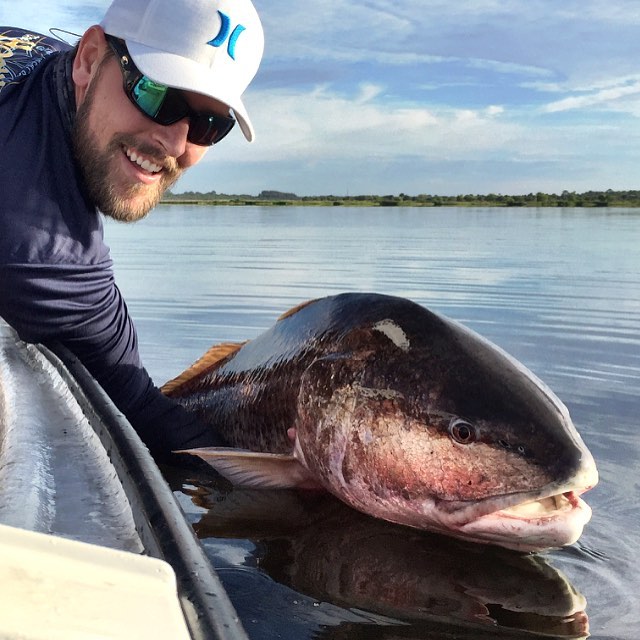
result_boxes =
[106,206,640,639]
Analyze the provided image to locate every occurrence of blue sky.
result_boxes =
[7,1,640,196]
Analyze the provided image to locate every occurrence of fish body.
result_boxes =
[164,292,598,551]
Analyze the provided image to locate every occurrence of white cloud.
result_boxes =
[205,84,525,168]
[544,81,640,113]
[530,73,640,95]
[355,83,384,103]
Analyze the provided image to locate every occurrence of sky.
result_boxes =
[7,1,640,196]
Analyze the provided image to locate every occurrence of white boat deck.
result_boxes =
[0,523,191,640]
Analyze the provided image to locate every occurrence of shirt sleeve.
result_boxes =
[0,262,225,460]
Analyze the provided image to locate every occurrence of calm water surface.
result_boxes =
[106,206,640,640]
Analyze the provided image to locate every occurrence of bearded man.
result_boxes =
[0,0,264,459]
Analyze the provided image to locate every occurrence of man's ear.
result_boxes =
[72,25,107,106]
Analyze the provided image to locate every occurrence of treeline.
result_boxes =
[163,189,640,207]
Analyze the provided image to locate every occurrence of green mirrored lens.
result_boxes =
[132,77,168,118]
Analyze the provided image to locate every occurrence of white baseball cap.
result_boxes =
[100,0,264,141]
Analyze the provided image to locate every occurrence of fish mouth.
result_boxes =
[440,486,588,524]
[433,461,599,552]
[443,489,594,552]
[498,490,583,519]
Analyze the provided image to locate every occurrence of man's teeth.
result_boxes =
[126,148,162,173]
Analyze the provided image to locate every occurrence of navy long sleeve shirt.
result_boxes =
[0,28,220,459]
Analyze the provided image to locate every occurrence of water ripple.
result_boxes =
[106,206,640,640]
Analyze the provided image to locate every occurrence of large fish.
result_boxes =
[163,293,598,552]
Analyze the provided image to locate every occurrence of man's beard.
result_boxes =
[72,67,183,223]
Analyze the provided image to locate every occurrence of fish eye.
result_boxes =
[449,419,477,445]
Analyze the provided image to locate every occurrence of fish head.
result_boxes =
[295,306,599,552]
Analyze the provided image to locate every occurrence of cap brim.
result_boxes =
[126,42,254,142]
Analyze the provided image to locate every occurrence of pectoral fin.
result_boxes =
[176,448,323,490]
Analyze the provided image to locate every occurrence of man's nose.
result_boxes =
[152,118,190,158]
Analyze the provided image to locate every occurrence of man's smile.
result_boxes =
[124,146,163,174]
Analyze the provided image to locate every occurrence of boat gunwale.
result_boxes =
[41,342,248,640]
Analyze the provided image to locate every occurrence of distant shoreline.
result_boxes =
[162,190,640,208]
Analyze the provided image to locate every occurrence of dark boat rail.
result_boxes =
[41,343,249,640]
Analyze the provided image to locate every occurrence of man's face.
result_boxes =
[72,32,228,222]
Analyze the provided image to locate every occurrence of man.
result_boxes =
[0,0,264,460]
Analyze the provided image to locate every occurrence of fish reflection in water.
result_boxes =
[180,476,589,639]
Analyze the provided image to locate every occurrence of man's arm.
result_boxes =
[0,263,223,460]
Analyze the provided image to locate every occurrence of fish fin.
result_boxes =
[277,298,319,321]
[175,448,323,490]
[161,342,247,396]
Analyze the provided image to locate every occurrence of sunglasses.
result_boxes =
[106,36,235,146]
